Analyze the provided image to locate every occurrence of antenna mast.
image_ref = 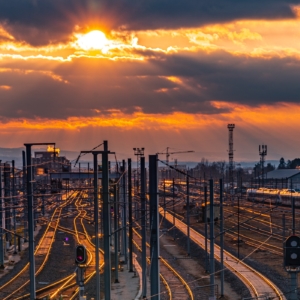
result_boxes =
[259,145,267,187]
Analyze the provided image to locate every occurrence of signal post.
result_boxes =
[75,245,87,300]
[284,236,300,300]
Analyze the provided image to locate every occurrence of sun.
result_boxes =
[76,30,108,50]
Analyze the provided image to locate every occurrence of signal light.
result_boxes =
[75,245,87,264]
[284,236,300,267]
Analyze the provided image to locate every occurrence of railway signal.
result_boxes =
[284,236,300,267]
[284,236,300,300]
[75,245,87,264]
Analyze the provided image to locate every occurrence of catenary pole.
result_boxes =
[12,160,17,254]
[149,154,160,300]
[0,161,4,268]
[22,151,27,240]
[114,184,119,283]
[172,178,175,240]
[122,160,127,264]
[93,152,100,300]
[141,156,147,298]
[186,175,190,256]
[204,185,208,273]
[25,144,36,300]
[209,179,215,299]
[128,158,133,272]
[102,140,111,300]
[220,178,224,297]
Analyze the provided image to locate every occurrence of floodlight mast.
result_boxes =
[259,144,267,187]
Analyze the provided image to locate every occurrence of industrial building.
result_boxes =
[262,169,300,189]
[32,148,71,174]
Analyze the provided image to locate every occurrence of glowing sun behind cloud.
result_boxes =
[75,30,108,50]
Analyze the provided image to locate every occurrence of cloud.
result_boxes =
[0,0,298,45]
[0,48,300,120]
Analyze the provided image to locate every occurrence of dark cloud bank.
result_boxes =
[0,50,300,119]
[0,0,299,45]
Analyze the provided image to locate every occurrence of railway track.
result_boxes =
[132,226,194,300]
[0,192,76,299]
[162,209,286,300]
[221,205,294,256]
[35,196,103,300]
[12,192,103,300]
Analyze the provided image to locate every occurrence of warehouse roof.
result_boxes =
[265,169,300,179]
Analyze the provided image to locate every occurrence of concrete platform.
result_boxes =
[110,253,142,300]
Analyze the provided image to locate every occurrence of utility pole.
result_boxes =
[93,151,100,300]
[4,162,11,244]
[141,156,147,298]
[204,185,209,273]
[149,154,160,300]
[121,160,127,264]
[0,160,4,269]
[209,179,215,299]
[114,184,119,283]
[22,151,27,240]
[24,142,56,300]
[238,196,240,259]
[186,175,190,256]
[220,178,224,297]
[102,141,112,300]
[12,160,17,255]
[128,158,133,272]
[172,178,175,240]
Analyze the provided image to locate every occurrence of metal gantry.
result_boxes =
[24,142,56,300]
[81,140,114,300]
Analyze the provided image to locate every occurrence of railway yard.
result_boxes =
[0,175,298,299]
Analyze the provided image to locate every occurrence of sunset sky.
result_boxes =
[1,0,300,163]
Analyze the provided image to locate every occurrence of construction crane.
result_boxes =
[156,147,194,165]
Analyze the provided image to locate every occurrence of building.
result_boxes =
[32,148,71,174]
[262,169,300,189]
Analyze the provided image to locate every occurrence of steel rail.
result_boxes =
[0,192,76,299]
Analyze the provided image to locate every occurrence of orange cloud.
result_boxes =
[1,9,300,63]
[0,85,11,90]
[0,102,298,132]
